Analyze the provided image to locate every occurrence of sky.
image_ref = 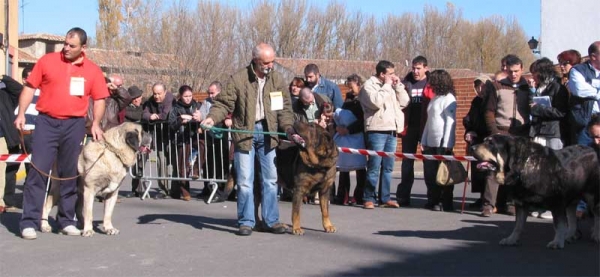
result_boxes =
[18,0,541,40]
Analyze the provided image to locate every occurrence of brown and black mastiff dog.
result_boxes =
[472,134,599,249]
[288,121,339,235]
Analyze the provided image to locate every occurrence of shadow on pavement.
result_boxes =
[137,213,238,234]
[325,219,599,276]
[0,211,22,237]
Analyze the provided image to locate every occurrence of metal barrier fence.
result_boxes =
[132,120,230,203]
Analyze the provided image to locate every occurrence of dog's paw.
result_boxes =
[499,237,520,246]
[565,230,582,244]
[591,230,599,243]
[104,227,120,236]
[546,240,565,249]
[292,228,304,236]
[40,221,52,233]
[324,225,337,233]
[82,229,95,237]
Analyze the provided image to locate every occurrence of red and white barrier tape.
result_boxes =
[0,147,478,163]
[0,154,32,163]
[337,147,478,161]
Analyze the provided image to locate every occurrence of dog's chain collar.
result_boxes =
[99,141,128,166]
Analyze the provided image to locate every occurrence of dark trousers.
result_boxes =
[467,139,487,194]
[337,169,366,204]
[397,125,421,203]
[4,145,21,206]
[20,114,85,231]
[422,147,454,207]
[23,134,33,175]
[131,153,149,193]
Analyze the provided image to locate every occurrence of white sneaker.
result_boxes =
[21,228,37,240]
[539,211,553,219]
[530,211,540,218]
[60,225,82,236]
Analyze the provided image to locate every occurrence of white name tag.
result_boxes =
[70,77,85,96]
[270,91,283,111]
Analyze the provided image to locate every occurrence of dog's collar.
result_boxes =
[100,141,129,166]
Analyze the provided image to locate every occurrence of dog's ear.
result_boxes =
[125,130,140,150]
[298,147,320,166]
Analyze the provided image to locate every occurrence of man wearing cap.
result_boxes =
[123,85,145,198]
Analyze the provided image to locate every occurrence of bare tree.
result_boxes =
[96,0,536,92]
[96,0,124,49]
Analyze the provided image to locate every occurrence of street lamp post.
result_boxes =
[528,36,541,55]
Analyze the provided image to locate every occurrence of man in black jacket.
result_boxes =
[0,75,24,213]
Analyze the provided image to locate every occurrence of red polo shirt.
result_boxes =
[26,51,109,119]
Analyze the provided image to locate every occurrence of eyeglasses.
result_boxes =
[559,61,570,66]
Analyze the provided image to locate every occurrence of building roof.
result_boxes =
[18,49,37,63]
[85,48,175,70]
[19,33,64,42]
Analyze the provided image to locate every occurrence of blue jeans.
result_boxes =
[234,121,279,228]
[364,132,397,203]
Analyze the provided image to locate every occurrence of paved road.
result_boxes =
[1,168,598,276]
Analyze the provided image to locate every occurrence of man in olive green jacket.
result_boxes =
[202,43,296,236]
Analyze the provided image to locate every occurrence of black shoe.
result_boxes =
[443,204,455,212]
[237,226,252,236]
[125,192,140,198]
[154,192,167,199]
[468,199,483,209]
[210,194,226,203]
[398,199,411,207]
[425,203,442,211]
[264,223,287,234]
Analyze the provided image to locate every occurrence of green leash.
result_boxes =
[200,124,287,139]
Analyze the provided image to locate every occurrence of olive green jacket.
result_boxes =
[207,63,294,151]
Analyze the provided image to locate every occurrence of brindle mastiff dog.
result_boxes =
[289,121,339,235]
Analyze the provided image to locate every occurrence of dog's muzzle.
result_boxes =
[477,161,497,171]
[139,145,152,154]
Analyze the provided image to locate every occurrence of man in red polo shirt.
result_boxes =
[14,27,109,240]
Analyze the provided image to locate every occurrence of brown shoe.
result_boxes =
[481,205,493,217]
[382,201,399,208]
[363,201,375,209]
[181,187,191,201]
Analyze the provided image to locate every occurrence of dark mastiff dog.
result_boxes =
[223,121,339,235]
[472,134,600,249]
[285,121,339,235]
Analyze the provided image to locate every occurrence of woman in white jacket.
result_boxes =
[421,70,457,212]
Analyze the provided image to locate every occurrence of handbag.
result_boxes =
[436,159,468,186]
[435,139,467,186]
